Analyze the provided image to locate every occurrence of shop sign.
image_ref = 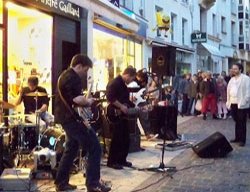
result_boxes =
[107,0,119,8]
[191,32,207,43]
[15,0,81,20]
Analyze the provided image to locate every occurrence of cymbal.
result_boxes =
[25,92,48,97]
[0,100,15,109]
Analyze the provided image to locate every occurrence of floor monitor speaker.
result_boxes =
[192,132,233,158]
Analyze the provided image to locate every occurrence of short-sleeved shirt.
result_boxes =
[106,75,134,107]
[21,86,49,114]
[55,68,83,124]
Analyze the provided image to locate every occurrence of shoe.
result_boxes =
[87,183,111,192]
[223,115,227,120]
[238,142,245,147]
[203,114,207,120]
[107,163,123,170]
[147,134,159,141]
[121,161,132,167]
[56,183,77,191]
[230,139,239,143]
[218,114,222,119]
[213,115,219,119]
[140,147,145,151]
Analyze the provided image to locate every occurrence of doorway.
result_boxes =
[62,41,80,70]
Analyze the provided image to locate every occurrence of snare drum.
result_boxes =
[40,128,65,158]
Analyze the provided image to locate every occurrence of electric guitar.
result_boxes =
[133,84,169,107]
[73,81,99,128]
[106,103,153,123]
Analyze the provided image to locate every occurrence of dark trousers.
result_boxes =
[231,104,247,143]
[55,121,102,188]
[181,93,190,114]
[107,118,129,165]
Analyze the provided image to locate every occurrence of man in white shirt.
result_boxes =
[226,63,250,147]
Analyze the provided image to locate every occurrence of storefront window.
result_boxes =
[93,28,142,91]
[135,42,142,69]
[0,1,3,24]
[0,29,2,100]
[7,3,53,113]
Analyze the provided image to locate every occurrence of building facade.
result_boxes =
[0,0,87,113]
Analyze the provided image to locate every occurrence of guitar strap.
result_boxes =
[57,73,82,123]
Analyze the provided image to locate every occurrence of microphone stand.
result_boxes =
[139,75,176,173]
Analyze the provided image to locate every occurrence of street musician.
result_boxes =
[106,66,136,170]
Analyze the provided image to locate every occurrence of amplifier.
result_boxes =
[0,168,31,191]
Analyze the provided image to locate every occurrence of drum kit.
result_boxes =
[0,92,65,169]
[0,91,103,173]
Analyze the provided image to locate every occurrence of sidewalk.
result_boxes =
[34,115,194,192]
[134,117,250,192]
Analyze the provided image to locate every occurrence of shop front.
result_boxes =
[92,25,142,90]
[197,43,224,73]
[0,0,86,113]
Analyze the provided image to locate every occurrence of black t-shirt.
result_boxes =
[106,75,134,107]
[55,68,83,124]
[21,86,49,114]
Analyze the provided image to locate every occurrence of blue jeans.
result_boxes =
[40,111,54,125]
[55,121,102,188]
[187,97,198,115]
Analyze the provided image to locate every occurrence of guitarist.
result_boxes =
[130,70,159,140]
[106,66,136,170]
[54,54,111,192]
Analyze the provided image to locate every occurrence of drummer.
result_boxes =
[14,76,54,131]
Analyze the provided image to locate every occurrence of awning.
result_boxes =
[201,43,223,57]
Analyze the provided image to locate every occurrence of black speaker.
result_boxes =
[152,46,176,76]
[192,132,233,158]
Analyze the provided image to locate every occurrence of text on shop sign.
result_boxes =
[33,0,81,19]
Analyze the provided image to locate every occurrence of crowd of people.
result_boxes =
[173,64,250,148]
[174,68,250,121]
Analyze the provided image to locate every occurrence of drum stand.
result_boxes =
[34,94,42,151]
[73,148,87,175]
[16,95,42,167]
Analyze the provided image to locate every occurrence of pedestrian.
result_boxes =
[216,76,227,119]
[226,63,250,147]
[186,74,199,116]
[200,71,218,120]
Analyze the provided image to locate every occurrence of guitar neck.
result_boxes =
[86,82,93,98]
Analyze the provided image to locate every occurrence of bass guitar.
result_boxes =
[106,103,153,123]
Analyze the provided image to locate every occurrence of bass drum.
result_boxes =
[40,128,65,162]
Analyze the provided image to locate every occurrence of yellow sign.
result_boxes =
[153,11,171,37]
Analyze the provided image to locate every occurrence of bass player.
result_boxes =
[106,66,136,170]
[54,54,111,192]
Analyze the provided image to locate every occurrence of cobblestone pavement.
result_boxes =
[134,117,250,192]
